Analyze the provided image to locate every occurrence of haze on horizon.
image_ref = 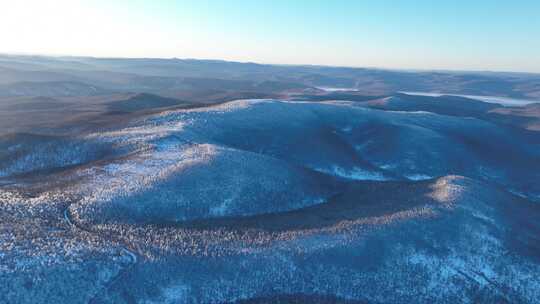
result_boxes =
[1,0,540,73]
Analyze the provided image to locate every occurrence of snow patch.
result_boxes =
[314,166,387,181]
[405,174,432,181]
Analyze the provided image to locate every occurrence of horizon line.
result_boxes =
[2,52,539,76]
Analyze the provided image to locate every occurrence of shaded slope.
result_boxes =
[366,93,500,116]
[105,93,191,113]
[488,103,540,131]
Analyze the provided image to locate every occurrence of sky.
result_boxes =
[1,0,539,73]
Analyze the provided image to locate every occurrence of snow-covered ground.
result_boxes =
[400,91,539,106]
[1,98,539,303]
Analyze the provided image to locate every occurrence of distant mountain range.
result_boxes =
[1,54,539,99]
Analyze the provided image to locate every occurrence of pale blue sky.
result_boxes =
[2,0,539,72]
